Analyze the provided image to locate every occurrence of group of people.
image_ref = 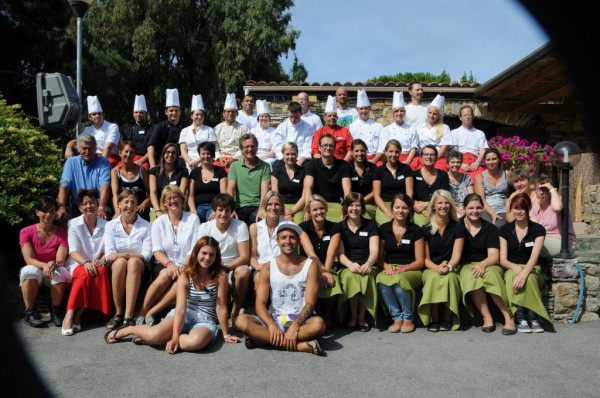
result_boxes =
[18,84,574,356]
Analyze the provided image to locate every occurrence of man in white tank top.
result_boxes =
[235,221,325,355]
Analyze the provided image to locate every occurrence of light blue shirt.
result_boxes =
[60,155,111,207]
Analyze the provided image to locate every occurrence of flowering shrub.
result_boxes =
[488,135,554,174]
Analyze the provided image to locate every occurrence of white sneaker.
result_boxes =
[517,319,532,333]
[529,320,545,333]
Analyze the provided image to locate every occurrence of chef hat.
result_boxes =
[191,94,205,112]
[133,95,147,112]
[324,95,337,113]
[224,93,238,110]
[87,96,103,114]
[429,94,445,111]
[165,88,180,107]
[256,100,270,116]
[356,89,371,107]
[392,91,405,110]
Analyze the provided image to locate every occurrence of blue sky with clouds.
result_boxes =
[280,0,549,84]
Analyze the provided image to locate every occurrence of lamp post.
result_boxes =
[552,141,582,259]
[67,0,93,136]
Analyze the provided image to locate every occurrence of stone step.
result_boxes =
[574,234,600,252]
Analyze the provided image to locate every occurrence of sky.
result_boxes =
[280,0,549,84]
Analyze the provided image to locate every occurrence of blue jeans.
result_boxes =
[377,283,413,321]
[196,203,213,223]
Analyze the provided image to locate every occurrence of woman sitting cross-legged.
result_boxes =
[418,189,465,332]
[105,236,239,352]
[376,194,425,333]
[459,193,516,335]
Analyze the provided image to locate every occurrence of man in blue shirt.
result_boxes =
[57,134,111,221]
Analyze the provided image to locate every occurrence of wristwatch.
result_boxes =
[98,206,106,211]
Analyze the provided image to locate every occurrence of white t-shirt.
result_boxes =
[450,126,489,156]
[152,212,200,267]
[336,107,359,128]
[377,122,419,155]
[404,104,428,128]
[236,111,258,129]
[195,218,249,266]
[81,120,120,156]
[348,118,383,156]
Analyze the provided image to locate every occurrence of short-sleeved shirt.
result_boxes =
[271,162,305,204]
[147,119,187,164]
[499,220,546,264]
[19,224,68,263]
[299,219,336,265]
[311,125,353,160]
[372,163,414,201]
[336,107,359,128]
[60,155,111,207]
[80,120,120,156]
[413,169,450,202]
[227,159,271,208]
[423,220,466,264]
[349,161,375,198]
[450,126,488,156]
[149,166,189,199]
[195,219,249,266]
[178,124,217,170]
[348,118,383,156]
[331,217,379,264]
[460,219,499,263]
[189,166,227,206]
[377,122,419,155]
[304,158,351,203]
[415,123,454,154]
[122,122,152,156]
[449,173,473,207]
[379,221,424,265]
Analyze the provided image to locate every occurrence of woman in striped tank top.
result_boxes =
[104,236,240,351]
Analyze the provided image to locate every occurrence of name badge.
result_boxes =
[359,231,368,237]
[401,239,411,244]
[397,175,405,181]
[525,241,534,248]
[139,130,145,135]
[212,178,219,182]
[169,181,177,185]
[416,176,423,181]
[351,177,359,181]
[323,236,331,241]
[292,179,300,183]
[336,136,343,140]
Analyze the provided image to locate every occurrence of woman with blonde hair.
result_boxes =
[413,94,453,171]
[418,189,465,332]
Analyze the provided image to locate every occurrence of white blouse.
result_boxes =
[65,215,107,274]
[104,215,152,263]
[151,211,200,267]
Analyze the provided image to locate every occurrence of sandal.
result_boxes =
[145,315,155,326]
[106,314,123,330]
[132,336,146,345]
[244,334,257,350]
[307,339,324,356]
[134,316,145,326]
[123,317,135,327]
[104,327,123,344]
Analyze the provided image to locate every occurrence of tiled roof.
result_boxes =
[245,80,480,88]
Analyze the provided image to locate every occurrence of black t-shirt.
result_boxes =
[147,119,188,164]
[423,220,466,264]
[349,161,375,198]
[379,221,424,265]
[121,122,152,156]
[304,158,351,203]
[413,169,450,202]
[460,219,500,263]
[271,162,305,204]
[149,166,189,199]
[372,163,414,201]
[299,219,336,264]
[189,166,227,205]
[331,217,379,264]
[499,220,546,264]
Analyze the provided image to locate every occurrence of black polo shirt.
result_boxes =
[331,217,379,264]
[460,219,500,263]
[121,121,152,156]
[372,163,414,201]
[379,221,424,265]
[304,158,351,203]
[413,169,450,202]
[271,162,305,204]
[149,166,189,198]
[349,161,375,198]
[299,219,336,264]
[147,119,188,164]
[499,220,546,264]
[423,220,466,264]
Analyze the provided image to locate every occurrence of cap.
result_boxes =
[275,221,303,237]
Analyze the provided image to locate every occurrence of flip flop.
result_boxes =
[104,328,122,344]
[308,339,324,356]
[132,336,146,345]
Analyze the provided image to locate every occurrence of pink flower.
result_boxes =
[513,136,520,143]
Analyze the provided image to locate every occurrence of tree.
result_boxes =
[368,69,475,84]
[291,53,308,83]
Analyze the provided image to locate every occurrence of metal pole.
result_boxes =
[558,164,573,258]
[76,16,83,136]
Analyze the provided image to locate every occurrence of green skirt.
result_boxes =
[363,202,377,220]
[376,269,423,314]
[413,212,428,227]
[326,202,343,223]
[284,203,305,225]
[459,263,510,318]
[418,269,462,330]
[337,267,378,324]
[375,203,392,226]
[504,264,555,332]
[318,269,343,299]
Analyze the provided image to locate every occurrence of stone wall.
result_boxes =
[581,185,600,234]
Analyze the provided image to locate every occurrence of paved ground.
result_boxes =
[7,312,600,398]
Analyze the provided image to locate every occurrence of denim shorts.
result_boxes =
[165,309,219,346]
